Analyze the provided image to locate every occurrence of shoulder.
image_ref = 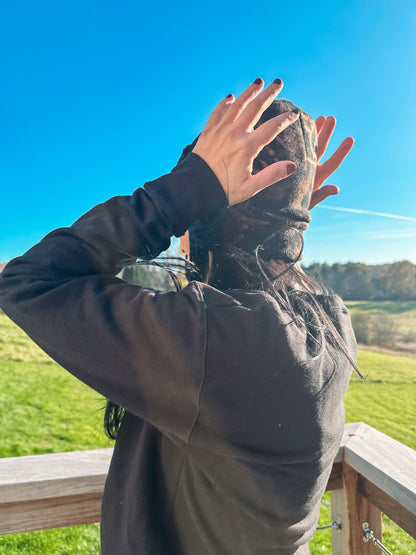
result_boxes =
[192,283,357,387]
[192,283,296,361]
[183,282,356,361]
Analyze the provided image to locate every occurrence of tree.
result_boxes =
[303,260,416,301]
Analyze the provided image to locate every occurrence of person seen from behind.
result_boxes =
[0,77,359,554]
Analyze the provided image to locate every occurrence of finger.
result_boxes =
[309,185,339,210]
[237,78,283,131]
[315,136,354,187]
[233,161,297,205]
[317,115,336,161]
[204,94,235,130]
[315,116,326,135]
[250,110,299,158]
[222,78,264,124]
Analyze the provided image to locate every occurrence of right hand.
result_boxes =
[192,78,299,206]
[309,116,354,209]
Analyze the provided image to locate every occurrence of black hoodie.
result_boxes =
[0,152,357,554]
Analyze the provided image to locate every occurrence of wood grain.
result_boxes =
[343,422,416,525]
[0,493,103,534]
[0,448,113,504]
[0,448,112,534]
[331,465,382,554]
[359,475,416,540]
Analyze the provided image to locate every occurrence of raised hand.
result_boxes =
[309,116,354,209]
[192,78,299,206]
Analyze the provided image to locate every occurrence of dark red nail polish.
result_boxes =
[273,78,282,85]
[291,108,299,114]
[226,93,233,98]
[254,78,262,85]
[287,163,297,175]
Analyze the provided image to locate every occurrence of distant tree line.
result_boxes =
[2,259,415,301]
[303,260,416,301]
[121,262,175,291]
[120,247,186,291]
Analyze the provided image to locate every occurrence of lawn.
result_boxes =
[346,300,416,353]
[0,312,111,554]
[346,300,416,316]
[309,347,416,554]
[0,310,415,553]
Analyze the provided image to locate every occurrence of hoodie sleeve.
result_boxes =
[0,152,227,443]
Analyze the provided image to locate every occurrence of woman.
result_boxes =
[0,78,357,554]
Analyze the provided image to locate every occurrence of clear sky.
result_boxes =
[1,0,415,265]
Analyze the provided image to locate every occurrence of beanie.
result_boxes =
[176,98,317,276]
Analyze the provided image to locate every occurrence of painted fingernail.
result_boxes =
[253,78,262,85]
[226,93,233,98]
[273,78,282,85]
[287,164,297,175]
[291,108,299,114]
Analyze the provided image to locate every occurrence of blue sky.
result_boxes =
[1,0,415,264]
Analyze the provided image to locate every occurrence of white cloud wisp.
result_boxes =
[318,205,416,222]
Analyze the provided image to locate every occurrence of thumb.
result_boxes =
[233,161,296,205]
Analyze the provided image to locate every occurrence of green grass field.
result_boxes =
[0,312,110,554]
[346,301,416,316]
[346,300,416,352]
[346,299,416,336]
[309,347,416,554]
[0,308,415,554]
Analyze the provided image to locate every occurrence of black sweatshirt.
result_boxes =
[0,153,357,554]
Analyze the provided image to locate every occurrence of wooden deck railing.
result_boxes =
[326,422,416,553]
[0,422,415,554]
[0,448,112,534]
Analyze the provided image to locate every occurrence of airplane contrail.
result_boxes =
[318,205,416,222]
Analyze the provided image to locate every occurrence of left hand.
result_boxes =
[192,78,299,206]
[309,116,354,209]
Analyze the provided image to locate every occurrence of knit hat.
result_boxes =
[177,99,317,272]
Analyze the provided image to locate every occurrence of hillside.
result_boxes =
[304,260,416,301]
[346,300,416,355]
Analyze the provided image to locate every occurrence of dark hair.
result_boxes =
[203,243,362,374]
[104,247,362,440]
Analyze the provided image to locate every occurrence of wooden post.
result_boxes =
[331,464,382,554]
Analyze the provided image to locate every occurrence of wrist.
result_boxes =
[144,152,228,238]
